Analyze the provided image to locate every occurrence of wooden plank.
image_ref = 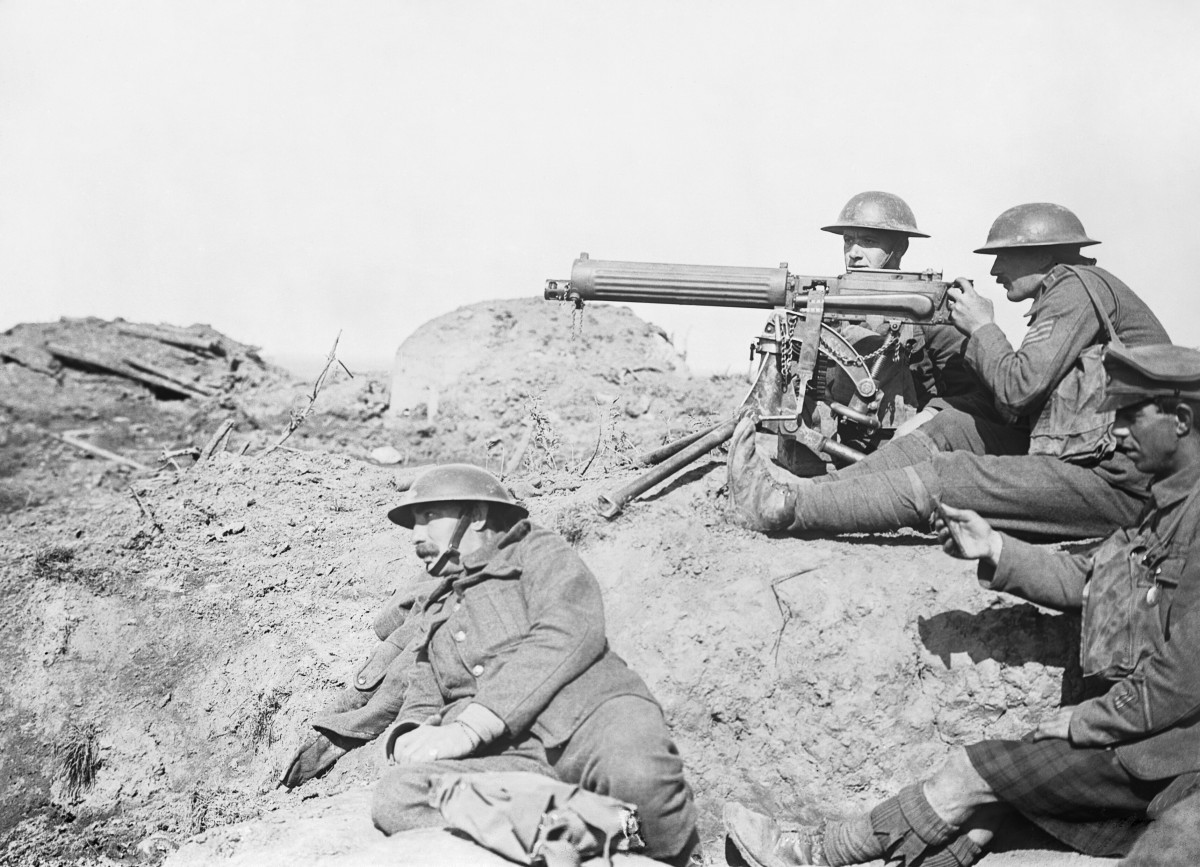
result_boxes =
[115,323,225,355]
[60,429,151,471]
[123,358,212,397]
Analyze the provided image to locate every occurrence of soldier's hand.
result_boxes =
[947,278,995,336]
[933,502,1003,564]
[388,722,477,765]
[278,732,351,789]
[1032,706,1075,742]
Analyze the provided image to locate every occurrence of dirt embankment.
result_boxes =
[2,302,1194,866]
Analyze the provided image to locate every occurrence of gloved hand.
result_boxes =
[278,731,359,789]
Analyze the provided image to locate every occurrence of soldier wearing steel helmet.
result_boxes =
[729,202,1172,541]
[338,464,698,863]
[724,343,1200,866]
[821,191,986,422]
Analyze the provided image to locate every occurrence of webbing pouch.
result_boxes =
[1028,266,1122,464]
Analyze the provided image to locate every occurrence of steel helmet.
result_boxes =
[974,203,1099,253]
[821,191,929,238]
[387,463,528,528]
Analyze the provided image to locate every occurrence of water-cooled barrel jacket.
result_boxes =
[309,577,444,741]
[964,265,1170,420]
[395,520,657,748]
[977,460,1200,780]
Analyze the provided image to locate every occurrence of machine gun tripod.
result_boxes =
[545,253,954,518]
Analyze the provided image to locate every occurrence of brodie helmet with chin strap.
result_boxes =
[974,203,1099,254]
[387,464,528,575]
[387,463,527,528]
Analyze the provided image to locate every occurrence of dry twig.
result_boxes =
[260,333,351,458]
[769,565,823,664]
[198,419,235,461]
[129,487,165,534]
[579,397,618,478]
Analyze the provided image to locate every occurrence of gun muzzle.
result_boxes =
[546,254,789,309]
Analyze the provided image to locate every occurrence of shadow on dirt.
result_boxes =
[917,605,1077,668]
[918,605,1091,704]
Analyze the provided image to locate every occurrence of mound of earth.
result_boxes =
[381,297,747,469]
[0,301,1147,866]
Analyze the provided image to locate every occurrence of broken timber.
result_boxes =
[60,430,151,472]
[115,323,225,356]
[0,337,60,376]
[46,343,209,399]
[123,358,213,396]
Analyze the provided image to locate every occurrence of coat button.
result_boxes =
[454,631,466,642]
[471,664,484,676]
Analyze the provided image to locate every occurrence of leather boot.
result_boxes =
[727,416,803,532]
[723,803,826,867]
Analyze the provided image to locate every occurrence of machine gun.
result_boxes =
[544,253,955,517]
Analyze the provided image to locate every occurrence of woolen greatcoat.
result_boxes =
[977,460,1200,779]
[307,579,440,743]
[391,519,657,741]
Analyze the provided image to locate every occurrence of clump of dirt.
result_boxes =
[0,301,1109,866]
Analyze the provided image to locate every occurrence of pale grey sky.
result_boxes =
[2,1,1197,374]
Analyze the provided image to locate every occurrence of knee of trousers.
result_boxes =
[563,711,696,858]
[371,762,444,835]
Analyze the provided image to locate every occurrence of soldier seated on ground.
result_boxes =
[352,465,697,865]
[731,202,1171,542]
[724,343,1200,867]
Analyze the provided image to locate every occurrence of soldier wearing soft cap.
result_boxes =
[725,342,1200,866]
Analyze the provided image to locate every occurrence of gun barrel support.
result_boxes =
[596,418,738,519]
[634,423,722,467]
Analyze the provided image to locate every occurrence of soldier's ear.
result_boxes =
[1174,402,1195,437]
[469,502,490,530]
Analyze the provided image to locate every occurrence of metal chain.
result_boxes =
[782,311,902,370]
[816,332,899,369]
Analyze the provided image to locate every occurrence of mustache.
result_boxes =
[414,542,441,558]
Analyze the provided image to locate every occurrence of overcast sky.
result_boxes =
[1,1,1197,375]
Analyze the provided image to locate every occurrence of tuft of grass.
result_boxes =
[188,787,214,834]
[56,723,99,799]
[32,545,76,580]
[29,545,109,590]
[553,503,593,547]
[246,687,291,752]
